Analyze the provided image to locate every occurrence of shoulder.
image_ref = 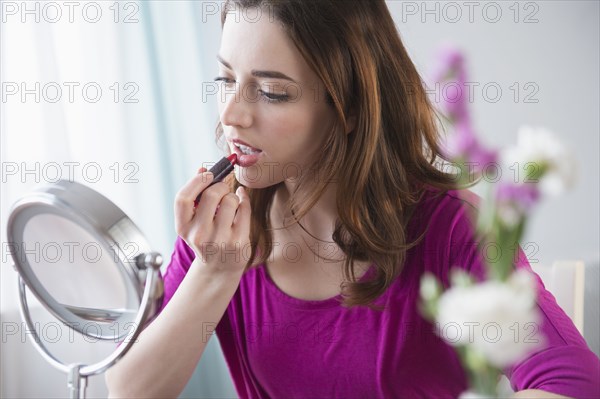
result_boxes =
[409,186,482,242]
[406,186,486,284]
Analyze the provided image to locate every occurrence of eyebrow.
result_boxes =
[217,54,298,84]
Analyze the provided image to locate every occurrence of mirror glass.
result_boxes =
[23,213,128,310]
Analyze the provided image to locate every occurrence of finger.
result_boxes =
[213,192,241,231]
[194,182,232,226]
[232,186,251,236]
[174,172,214,224]
[231,186,246,226]
[180,171,214,200]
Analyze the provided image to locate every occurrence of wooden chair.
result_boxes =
[497,260,587,395]
[530,260,586,334]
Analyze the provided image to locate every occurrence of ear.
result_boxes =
[345,114,357,135]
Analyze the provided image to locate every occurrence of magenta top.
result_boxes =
[160,188,600,398]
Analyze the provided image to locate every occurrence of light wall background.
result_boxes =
[1,1,598,397]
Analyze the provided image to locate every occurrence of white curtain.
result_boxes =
[1,1,235,397]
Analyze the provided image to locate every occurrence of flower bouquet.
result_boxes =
[419,44,577,398]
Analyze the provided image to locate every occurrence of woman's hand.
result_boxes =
[174,166,251,277]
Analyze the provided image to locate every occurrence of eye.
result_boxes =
[259,90,289,104]
[214,76,235,86]
[214,77,289,104]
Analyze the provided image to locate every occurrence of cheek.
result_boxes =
[271,131,327,181]
[216,102,225,126]
[276,101,327,138]
[267,113,315,155]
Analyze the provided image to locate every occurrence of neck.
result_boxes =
[272,180,339,246]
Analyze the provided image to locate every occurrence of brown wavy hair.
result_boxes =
[216,0,464,309]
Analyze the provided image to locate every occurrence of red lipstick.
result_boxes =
[194,154,238,205]
[230,138,263,167]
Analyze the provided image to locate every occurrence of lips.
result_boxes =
[229,138,263,168]
[231,138,262,152]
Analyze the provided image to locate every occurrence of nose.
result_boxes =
[219,82,253,129]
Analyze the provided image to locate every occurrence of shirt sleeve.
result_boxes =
[158,236,197,313]
[446,191,600,398]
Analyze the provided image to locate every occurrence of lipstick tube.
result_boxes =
[194,154,238,206]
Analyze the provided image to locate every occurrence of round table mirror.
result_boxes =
[6,180,164,398]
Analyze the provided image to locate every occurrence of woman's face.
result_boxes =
[216,7,335,189]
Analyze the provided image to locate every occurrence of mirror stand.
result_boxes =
[17,252,163,399]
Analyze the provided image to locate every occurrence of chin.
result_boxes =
[235,172,282,190]
[233,160,278,188]
[238,180,282,190]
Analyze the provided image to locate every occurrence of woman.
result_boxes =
[106,1,599,397]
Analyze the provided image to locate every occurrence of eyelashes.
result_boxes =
[213,77,289,104]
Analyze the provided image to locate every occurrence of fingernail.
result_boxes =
[201,172,214,183]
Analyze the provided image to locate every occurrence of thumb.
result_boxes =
[235,185,247,200]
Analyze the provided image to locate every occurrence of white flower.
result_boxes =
[459,390,495,399]
[500,125,577,196]
[420,273,441,301]
[436,269,544,368]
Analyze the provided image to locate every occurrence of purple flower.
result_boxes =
[495,182,541,227]
[430,43,471,126]
[445,121,498,173]
[431,42,466,84]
